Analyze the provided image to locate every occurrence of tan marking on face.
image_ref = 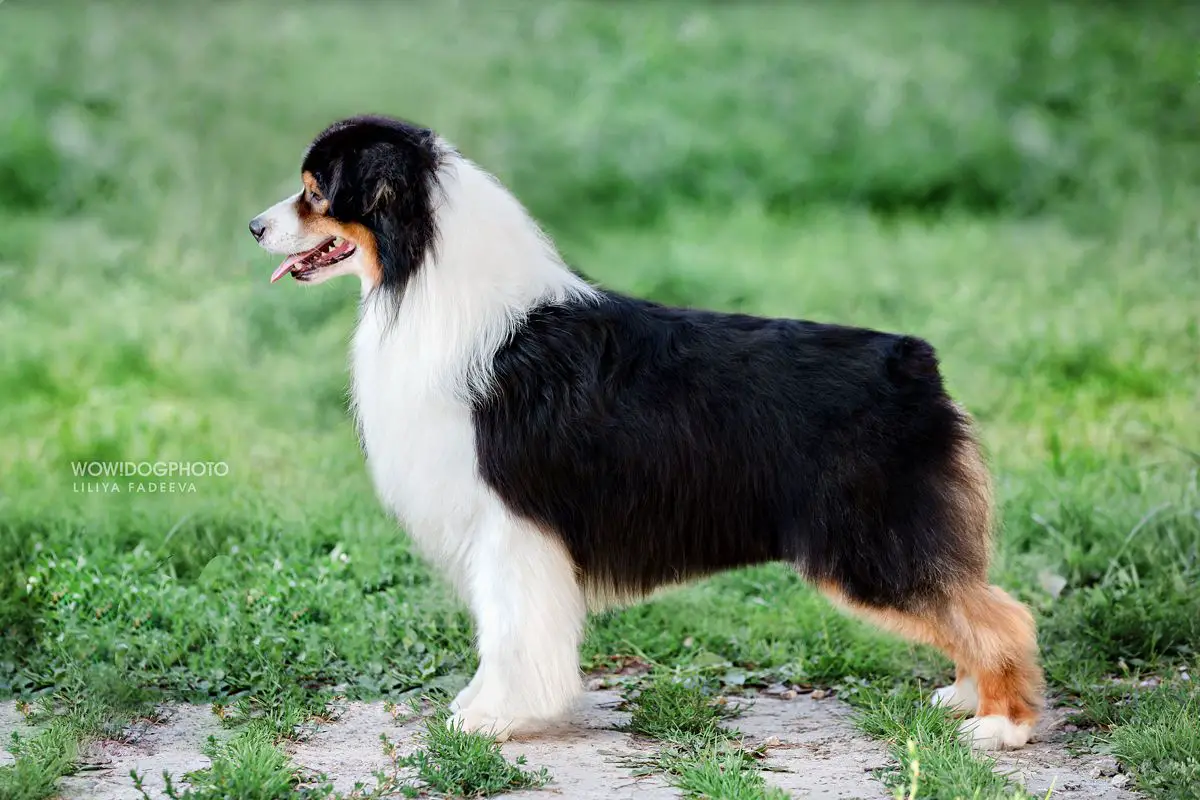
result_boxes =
[273,172,382,288]
[309,215,383,288]
[299,171,330,217]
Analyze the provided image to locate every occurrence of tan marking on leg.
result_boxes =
[820,581,1043,731]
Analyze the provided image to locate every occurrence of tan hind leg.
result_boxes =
[822,582,1043,750]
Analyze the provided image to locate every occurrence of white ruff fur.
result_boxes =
[351,152,597,737]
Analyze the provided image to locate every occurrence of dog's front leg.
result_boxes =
[449,669,483,714]
[447,506,586,740]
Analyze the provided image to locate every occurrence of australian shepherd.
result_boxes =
[249,115,1042,749]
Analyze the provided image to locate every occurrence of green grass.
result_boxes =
[851,683,1031,800]
[1,710,85,800]
[622,676,787,800]
[165,722,311,800]
[624,677,740,743]
[0,671,162,800]
[393,710,551,798]
[2,0,1199,797]
[1080,683,1200,800]
[669,750,790,800]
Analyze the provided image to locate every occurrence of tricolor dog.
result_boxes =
[249,115,1042,749]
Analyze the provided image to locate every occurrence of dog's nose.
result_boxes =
[249,218,267,241]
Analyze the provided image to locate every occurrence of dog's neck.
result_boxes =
[356,154,595,397]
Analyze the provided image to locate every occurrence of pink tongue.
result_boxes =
[270,249,316,283]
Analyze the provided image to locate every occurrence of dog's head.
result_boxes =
[249,115,444,290]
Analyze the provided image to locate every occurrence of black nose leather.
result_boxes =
[249,218,267,241]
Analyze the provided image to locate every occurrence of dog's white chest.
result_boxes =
[350,301,486,565]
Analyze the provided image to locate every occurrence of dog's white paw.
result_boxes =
[960,714,1032,750]
[447,709,519,742]
[931,677,979,715]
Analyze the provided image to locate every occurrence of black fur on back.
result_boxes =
[302,115,443,294]
[473,293,989,610]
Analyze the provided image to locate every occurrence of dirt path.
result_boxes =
[0,701,31,769]
[991,707,1139,800]
[0,694,1141,799]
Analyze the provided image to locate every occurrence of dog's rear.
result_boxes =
[784,331,993,606]
[809,335,1042,749]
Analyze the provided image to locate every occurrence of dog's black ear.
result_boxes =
[365,179,394,215]
[354,144,408,216]
[321,158,345,209]
[357,143,440,291]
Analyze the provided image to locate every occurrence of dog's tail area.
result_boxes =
[887,334,942,381]
[888,334,996,554]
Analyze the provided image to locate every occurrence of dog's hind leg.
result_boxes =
[448,504,585,740]
[821,580,1043,750]
[814,428,1042,750]
[931,663,979,715]
[949,584,1044,749]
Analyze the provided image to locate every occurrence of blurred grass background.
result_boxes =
[0,1,1198,796]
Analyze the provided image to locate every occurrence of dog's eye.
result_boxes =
[308,189,324,204]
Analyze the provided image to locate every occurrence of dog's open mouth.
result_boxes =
[270,236,357,283]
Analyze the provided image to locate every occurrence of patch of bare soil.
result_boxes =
[287,700,422,795]
[500,691,678,799]
[0,701,33,769]
[993,706,1141,799]
[734,694,891,798]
